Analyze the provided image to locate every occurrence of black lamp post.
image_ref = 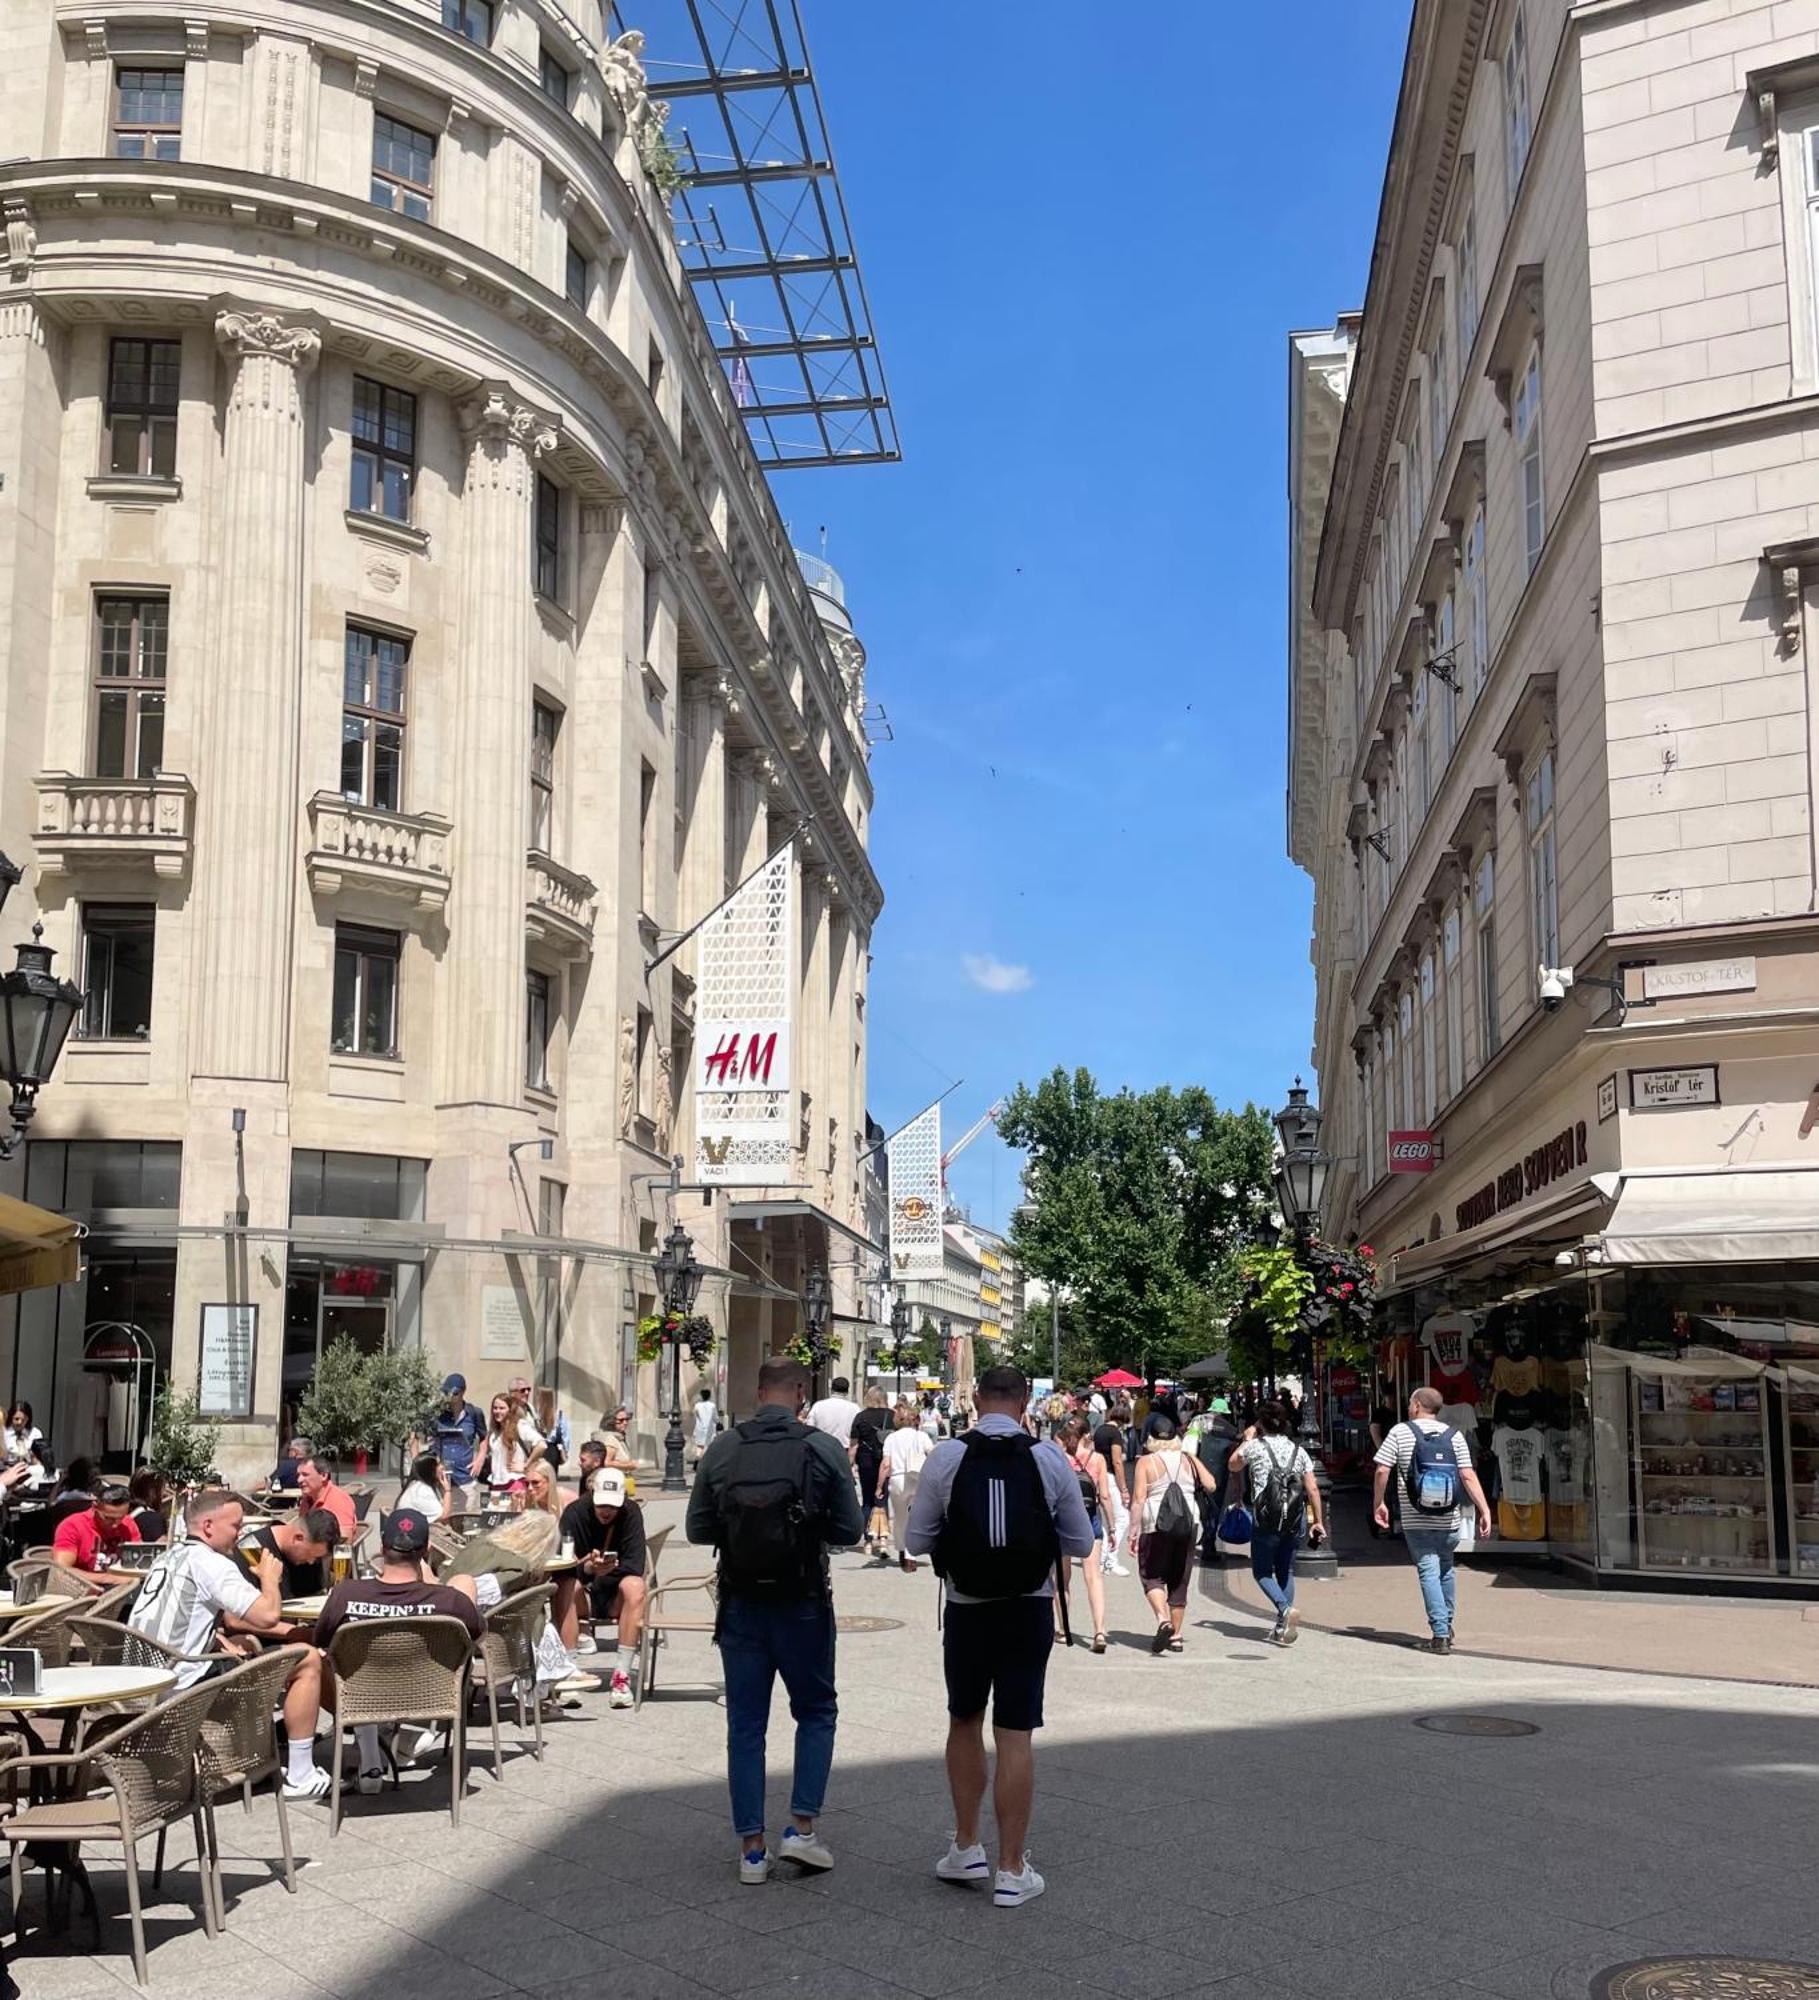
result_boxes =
[804,1263,830,1397]
[0,914,83,1161]
[1274,1077,1338,1575]
[939,1313,952,1395]
[889,1295,911,1400]
[654,1219,703,1492]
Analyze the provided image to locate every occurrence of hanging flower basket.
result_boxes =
[637,1312,717,1365]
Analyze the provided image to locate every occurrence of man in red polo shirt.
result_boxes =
[51,1480,141,1582]
[296,1453,357,1539]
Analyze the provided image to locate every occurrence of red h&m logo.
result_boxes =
[704,1030,779,1088]
[1387,1131,1440,1173]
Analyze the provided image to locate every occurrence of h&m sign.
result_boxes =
[1455,1121,1588,1233]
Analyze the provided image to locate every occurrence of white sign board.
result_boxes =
[479,1285,530,1361]
[888,1104,944,1278]
[197,1304,257,1418]
[1629,1064,1720,1110]
[1642,957,1755,1001]
[695,846,795,1185]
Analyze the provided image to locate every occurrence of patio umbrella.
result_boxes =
[1179,1352,1231,1382]
[1093,1368,1144,1389]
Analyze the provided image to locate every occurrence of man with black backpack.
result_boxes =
[686,1355,865,1884]
[1229,1399,1326,1645]
[1371,1386,1493,1654]
[905,1364,1096,1911]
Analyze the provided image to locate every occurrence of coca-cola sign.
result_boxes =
[1387,1131,1439,1174]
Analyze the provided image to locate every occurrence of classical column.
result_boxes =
[191,309,319,1082]
[440,385,557,1108]
[676,674,726,934]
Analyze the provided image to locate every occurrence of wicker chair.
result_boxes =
[9,1596,96,1669]
[0,1676,221,1985]
[324,1613,474,1834]
[196,1645,310,1924]
[8,1556,96,1605]
[635,1568,717,1713]
[426,1522,466,1571]
[473,1583,551,1781]
[581,1522,671,1654]
[348,1486,376,1524]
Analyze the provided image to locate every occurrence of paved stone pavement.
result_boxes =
[13,1494,1819,2000]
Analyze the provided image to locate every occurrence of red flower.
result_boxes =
[1339,1283,1354,1296]
[1359,1244,1374,1257]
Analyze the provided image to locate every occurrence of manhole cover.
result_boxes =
[835,1615,903,1634]
[1412,1713,1539,1737]
[1592,1959,1819,1998]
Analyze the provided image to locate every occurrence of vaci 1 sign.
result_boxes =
[1455,1120,1589,1233]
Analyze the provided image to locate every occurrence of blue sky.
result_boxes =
[785,4,1410,1230]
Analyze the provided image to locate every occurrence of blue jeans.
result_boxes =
[1249,1527,1300,1617]
[718,1593,838,1841]
[1403,1528,1459,1638]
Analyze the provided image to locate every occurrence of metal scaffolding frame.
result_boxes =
[613,0,899,469]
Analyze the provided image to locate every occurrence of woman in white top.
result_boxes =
[3,1402,41,1466]
[1127,1418,1217,1654]
[397,1450,449,1521]
[484,1393,545,1498]
[882,1400,934,1573]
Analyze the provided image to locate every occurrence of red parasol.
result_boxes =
[1093,1368,1144,1389]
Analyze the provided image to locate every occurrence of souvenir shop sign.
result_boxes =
[1629,1064,1719,1110]
[1455,1121,1588,1233]
[1387,1130,1440,1174]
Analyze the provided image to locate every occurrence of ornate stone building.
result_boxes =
[0,0,883,1476]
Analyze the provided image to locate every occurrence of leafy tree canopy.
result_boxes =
[999,1067,1279,1383]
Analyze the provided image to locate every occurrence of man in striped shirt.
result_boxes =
[1372,1387,1493,1655]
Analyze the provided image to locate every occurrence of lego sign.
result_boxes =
[1387,1130,1440,1174]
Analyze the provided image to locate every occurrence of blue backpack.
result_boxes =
[1404,1425,1461,1517]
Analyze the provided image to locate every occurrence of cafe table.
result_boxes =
[0,1592,49,1620]
[280,1594,329,1621]
[0,1663,178,1769]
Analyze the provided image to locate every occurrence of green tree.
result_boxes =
[915,1316,945,1380]
[145,1387,220,1488]
[1000,1067,1278,1383]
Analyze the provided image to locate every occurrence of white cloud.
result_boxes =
[964,954,1033,995]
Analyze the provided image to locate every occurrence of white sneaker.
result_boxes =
[993,1858,1045,1908]
[608,1670,634,1709]
[1278,1608,1300,1646]
[573,1633,598,1654]
[739,1846,770,1885]
[1105,1559,1131,1576]
[779,1826,834,1871]
[356,1768,384,1797]
[935,1840,990,1885]
[283,1764,331,1802]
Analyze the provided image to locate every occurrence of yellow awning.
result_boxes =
[0,1193,81,1297]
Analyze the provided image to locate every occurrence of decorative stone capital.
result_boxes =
[4,199,36,272]
[457,386,559,460]
[215,309,321,374]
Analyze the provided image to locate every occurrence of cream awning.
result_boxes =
[1601,1170,1819,1266]
[0,1193,82,1297]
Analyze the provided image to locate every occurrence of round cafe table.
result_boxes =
[0,1593,49,1620]
[280,1595,328,1621]
[0,1666,176,1716]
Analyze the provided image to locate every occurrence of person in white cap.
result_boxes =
[555,1467,648,1706]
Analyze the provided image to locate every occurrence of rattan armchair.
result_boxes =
[0,1675,221,1985]
[426,1522,466,1571]
[196,1645,310,1923]
[9,1596,95,1669]
[8,1556,96,1605]
[635,1567,716,1712]
[474,1583,551,1780]
[324,1613,474,1834]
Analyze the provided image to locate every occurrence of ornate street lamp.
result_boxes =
[1273,1077,1330,1241]
[889,1294,912,1400]
[939,1312,952,1391]
[653,1220,703,1491]
[0,922,83,1161]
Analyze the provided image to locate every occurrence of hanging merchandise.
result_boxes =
[1420,1308,1480,1428]
[1490,1404,1548,1540]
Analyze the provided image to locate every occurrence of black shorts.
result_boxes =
[943,1597,1054,1732]
[586,1572,641,1619]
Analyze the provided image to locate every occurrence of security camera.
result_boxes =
[1538,964,1575,1012]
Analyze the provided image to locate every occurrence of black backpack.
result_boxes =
[933,1431,1059,1599]
[1153,1455,1198,1543]
[1250,1439,1306,1535]
[714,1419,826,1601]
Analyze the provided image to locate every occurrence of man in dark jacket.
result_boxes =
[1196,1407,1240,1562]
[686,1355,863,1887]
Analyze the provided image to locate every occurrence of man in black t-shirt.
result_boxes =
[227,1508,341,1641]
[1091,1413,1132,1574]
[555,1469,647,1707]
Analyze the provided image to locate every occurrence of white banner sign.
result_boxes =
[197,1304,257,1419]
[888,1104,943,1278]
[695,846,794,1185]
[480,1286,530,1361]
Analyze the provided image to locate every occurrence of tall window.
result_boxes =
[639,760,657,915]
[1406,410,1427,544]
[530,701,558,851]
[1382,1013,1399,1130]
[1465,502,1489,701]
[1419,949,1438,1122]
[525,968,552,1090]
[106,337,180,478]
[1456,204,1480,357]
[635,1006,654,1122]
[79,905,155,1040]
[1411,672,1431,831]
[1515,344,1544,574]
[1474,852,1500,1062]
[1360,1053,1378,1186]
[113,67,183,159]
[1527,748,1559,970]
[93,595,168,779]
[1504,11,1532,194]
[565,236,588,311]
[350,378,416,522]
[342,626,408,811]
[1397,991,1415,1126]
[1442,905,1464,1098]
[1436,589,1459,758]
[442,0,492,44]
[332,924,400,1058]
[534,474,562,599]
[539,45,571,106]
[371,114,434,221]
[1429,318,1449,465]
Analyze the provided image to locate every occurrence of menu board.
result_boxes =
[198,1303,257,1418]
